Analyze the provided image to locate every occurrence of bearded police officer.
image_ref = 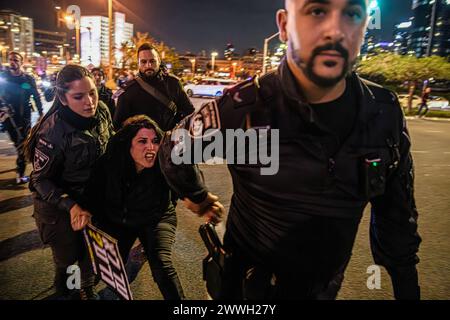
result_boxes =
[159,0,421,300]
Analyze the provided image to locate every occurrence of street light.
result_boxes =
[0,45,7,64]
[262,32,280,75]
[190,58,196,75]
[211,52,218,76]
[231,62,237,79]
[107,0,114,88]
[64,13,80,57]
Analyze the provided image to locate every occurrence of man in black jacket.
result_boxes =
[159,0,421,300]
[0,51,43,184]
[113,43,194,131]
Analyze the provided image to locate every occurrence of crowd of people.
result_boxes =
[0,0,422,301]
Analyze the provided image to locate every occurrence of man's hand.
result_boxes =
[182,192,225,225]
[70,204,92,231]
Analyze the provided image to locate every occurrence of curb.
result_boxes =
[405,116,450,122]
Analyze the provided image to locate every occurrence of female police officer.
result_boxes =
[27,64,113,299]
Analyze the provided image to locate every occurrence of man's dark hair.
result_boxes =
[137,43,159,58]
[8,51,23,62]
[91,67,105,77]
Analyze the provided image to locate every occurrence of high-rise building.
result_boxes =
[114,12,133,68]
[224,43,235,60]
[361,33,378,56]
[410,0,450,57]
[0,10,34,60]
[34,29,67,57]
[393,21,413,55]
[240,48,263,77]
[80,12,133,67]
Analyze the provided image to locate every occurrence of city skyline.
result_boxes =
[2,0,413,55]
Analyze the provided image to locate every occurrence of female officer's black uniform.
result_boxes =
[29,101,113,298]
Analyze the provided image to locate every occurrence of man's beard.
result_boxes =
[291,41,355,88]
[140,68,158,80]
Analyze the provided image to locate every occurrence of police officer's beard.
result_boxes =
[291,42,354,88]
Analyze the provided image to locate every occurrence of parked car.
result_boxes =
[428,96,449,110]
[184,78,237,98]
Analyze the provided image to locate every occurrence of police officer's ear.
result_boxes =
[59,95,68,107]
[276,9,288,43]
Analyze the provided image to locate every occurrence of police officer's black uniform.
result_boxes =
[113,70,194,131]
[159,59,422,300]
[0,69,43,181]
[29,101,113,297]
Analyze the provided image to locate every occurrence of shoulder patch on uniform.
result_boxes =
[188,100,221,139]
[34,148,50,171]
[225,77,258,108]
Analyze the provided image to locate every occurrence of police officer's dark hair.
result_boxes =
[24,64,94,162]
[55,64,94,102]
[8,51,23,62]
[105,115,164,174]
[137,43,159,58]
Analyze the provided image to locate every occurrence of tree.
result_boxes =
[118,32,182,74]
[357,53,450,112]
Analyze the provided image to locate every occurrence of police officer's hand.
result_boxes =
[70,204,92,231]
[182,192,225,225]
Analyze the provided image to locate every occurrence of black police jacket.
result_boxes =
[29,101,113,220]
[159,59,421,290]
[113,71,194,131]
[0,70,43,127]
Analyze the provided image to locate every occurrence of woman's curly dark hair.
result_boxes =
[105,115,164,174]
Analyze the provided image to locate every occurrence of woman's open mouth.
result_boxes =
[145,152,156,161]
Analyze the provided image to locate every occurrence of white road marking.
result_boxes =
[412,151,430,154]
[426,131,443,133]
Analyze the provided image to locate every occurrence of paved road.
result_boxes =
[0,98,449,299]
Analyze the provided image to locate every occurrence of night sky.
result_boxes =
[1,0,413,55]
